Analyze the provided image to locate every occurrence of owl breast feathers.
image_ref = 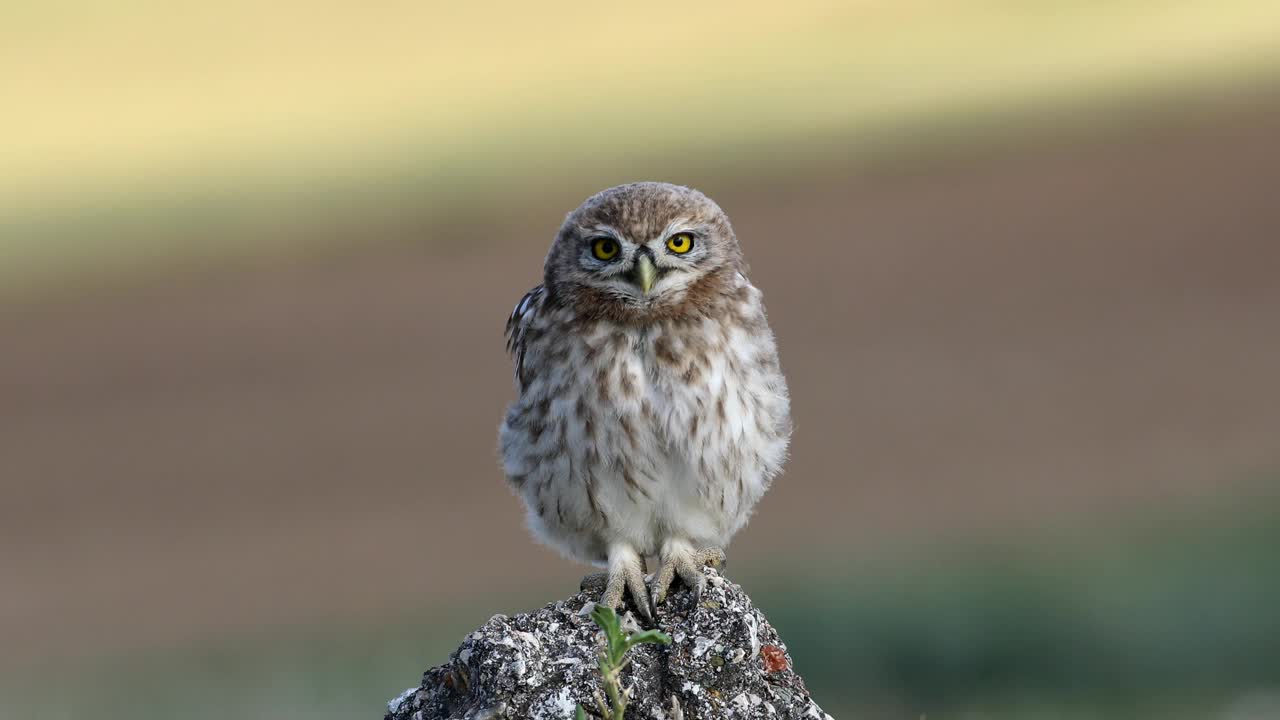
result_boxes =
[498,182,791,572]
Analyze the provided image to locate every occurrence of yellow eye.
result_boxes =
[666,232,694,254]
[591,237,619,261]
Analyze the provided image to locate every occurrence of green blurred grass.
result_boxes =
[763,493,1280,713]
[4,1,1280,294]
[7,485,1277,720]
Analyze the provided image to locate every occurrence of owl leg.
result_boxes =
[652,540,726,606]
[599,544,654,622]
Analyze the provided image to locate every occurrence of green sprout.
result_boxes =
[575,604,671,720]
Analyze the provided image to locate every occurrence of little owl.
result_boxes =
[499,182,791,620]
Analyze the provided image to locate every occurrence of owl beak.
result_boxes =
[633,254,658,295]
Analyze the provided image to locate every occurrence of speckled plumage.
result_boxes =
[499,182,791,616]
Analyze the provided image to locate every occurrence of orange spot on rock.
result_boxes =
[761,645,788,673]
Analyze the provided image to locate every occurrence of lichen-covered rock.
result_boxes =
[385,568,831,720]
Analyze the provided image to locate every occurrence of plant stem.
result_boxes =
[605,666,625,720]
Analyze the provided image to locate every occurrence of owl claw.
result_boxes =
[652,542,725,607]
[600,547,653,623]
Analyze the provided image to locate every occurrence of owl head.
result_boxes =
[543,182,744,324]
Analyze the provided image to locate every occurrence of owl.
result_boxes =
[499,182,791,620]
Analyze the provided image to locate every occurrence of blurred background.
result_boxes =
[3,2,1280,718]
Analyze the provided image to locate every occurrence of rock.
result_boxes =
[384,568,831,720]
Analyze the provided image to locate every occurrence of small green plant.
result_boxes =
[574,604,671,720]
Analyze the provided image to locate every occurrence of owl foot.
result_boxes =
[652,541,726,606]
[598,545,655,623]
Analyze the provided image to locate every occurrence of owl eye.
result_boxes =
[591,237,620,261]
[666,232,694,254]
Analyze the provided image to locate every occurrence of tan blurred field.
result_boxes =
[4,3,1280,717]
[4,99,1279,675]
[4,1,1280,289]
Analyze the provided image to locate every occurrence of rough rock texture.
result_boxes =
[385,568,831,720]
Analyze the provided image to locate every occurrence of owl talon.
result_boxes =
[652,541,724,607]
[632,572,655,624]
[600,546,653,623]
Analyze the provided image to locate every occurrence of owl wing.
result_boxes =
[504,284,546,391]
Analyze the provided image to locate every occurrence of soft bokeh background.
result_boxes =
[3,2,1280,718]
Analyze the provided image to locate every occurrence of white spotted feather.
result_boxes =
[500,272,789,565]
